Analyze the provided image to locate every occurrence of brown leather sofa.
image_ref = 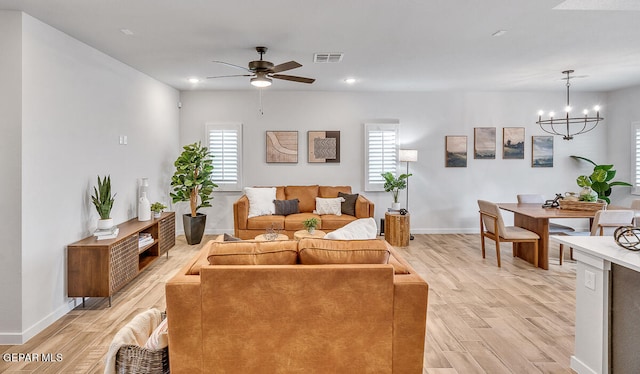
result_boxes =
[165,237,429,373]
[233,185,374,239]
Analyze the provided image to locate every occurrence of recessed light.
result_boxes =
[492,30,507,37]
[344,78,356,84]
[188,78,200,84]
[120,29,134,36]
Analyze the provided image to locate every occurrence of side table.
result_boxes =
[384,212,410,247]
[294,230,327,240]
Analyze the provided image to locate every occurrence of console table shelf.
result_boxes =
[67,212,175,306]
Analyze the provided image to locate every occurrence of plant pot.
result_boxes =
[153,212,162,219]
[391,202,401,211]
[307,227,316,234]
[183,213,206,245]
[97,218,113,230]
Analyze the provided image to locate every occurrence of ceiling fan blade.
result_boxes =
[212,60,252,72]
[206,74,253,79]
[272,74,315,84]
[271,61,302,73]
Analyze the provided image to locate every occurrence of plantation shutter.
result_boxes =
[633,122,640,195]
[364,123,399,191]
[206,123,242,191]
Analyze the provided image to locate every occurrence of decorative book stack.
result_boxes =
[94,226,119,240]
[138,232,154,250]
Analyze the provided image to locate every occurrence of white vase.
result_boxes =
[391,202,401,210]
[138,191,151,221]
[97,218,113,230]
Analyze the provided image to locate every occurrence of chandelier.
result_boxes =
[536,70,603,140]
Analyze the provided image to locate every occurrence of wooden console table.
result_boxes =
[67,212,175,306]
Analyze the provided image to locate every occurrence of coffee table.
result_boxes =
[294,230,326,240]
[254,233,289,241]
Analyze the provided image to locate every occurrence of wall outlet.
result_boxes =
[585,270,596,290]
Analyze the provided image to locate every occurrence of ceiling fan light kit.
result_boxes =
[536,70,603,140]
[208,46,315,88]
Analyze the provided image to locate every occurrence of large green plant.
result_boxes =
[170,142,217,217]
[381,171,412,203]
[91,175,115,219]
[571,155,632,203]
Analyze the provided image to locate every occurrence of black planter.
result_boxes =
[183,213,206,245]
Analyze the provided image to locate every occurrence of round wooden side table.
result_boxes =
[294,230,327,240]
[254,233,289,241]
[384,211,410,247]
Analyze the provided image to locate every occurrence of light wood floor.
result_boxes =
[0,234,577,374]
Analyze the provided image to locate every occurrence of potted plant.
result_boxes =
[381,171,412,210]
[170,142,217,244]
[150,202,167,219]
[571,155,632,204]
[302,217,319,234]
[91,175,116,229]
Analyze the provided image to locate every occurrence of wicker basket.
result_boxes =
[115,345,169,374]
[559,200,607,211]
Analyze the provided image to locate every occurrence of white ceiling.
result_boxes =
[2,0,640,92]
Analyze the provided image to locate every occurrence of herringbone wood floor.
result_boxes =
[0,234,576,373]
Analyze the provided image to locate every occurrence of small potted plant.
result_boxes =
[91,175,116,229]
[381,171,412,210]
[150,202,167,219]
[302,217,319,234]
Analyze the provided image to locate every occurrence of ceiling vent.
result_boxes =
[314,53,344,63]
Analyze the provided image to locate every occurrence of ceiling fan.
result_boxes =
[207,46,315,87]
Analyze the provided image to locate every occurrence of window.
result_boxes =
[364,123,399,191]
[633,122,640,195]
[206,123,242,191]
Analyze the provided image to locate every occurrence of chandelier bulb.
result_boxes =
[594,105,601,111]
[538,110,544,116]
[583,109,589,115]
[565,105,572,113]
[549,111,555,118]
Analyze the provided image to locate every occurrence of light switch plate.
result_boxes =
[585,270,596,290]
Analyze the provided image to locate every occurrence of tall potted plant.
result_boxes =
[381,171,412,210]
[170,142,217,244]
[91,175,116,229]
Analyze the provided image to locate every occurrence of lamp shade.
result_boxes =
[399,149,418,162]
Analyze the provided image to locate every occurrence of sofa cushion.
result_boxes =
[319,214,357,230]
[285,185,319,213]
[207,241,298,265]
[247,215,285,230]
[315,197,344,216]
[324,218,377,240]
[273,199,300,216]
[318,186,352,198]
[298,238,390,265]
[245,187,276,218]
[284,213,321,231]
[338,192,359,216]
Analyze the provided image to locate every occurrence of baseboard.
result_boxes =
[570,355,599,374]
[0,298,78,345]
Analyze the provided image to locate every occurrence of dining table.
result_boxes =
[497,203,600,270]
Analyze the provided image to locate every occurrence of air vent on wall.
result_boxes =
[314,53,344,63]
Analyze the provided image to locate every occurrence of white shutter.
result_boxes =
[206,123,242,191]
[633,122,640,195]
[364,123,399,191]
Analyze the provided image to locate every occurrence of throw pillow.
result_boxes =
[324,218,378,240]
[245,187,276,218]
[223,233,242,241]
[338,192,359,216]
[315,197,345,216]
[273,199,300,216]
[144,317,168,350]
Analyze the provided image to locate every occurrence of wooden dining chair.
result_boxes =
[478,200,540,267]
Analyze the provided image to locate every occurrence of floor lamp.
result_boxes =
[399,149,418,240]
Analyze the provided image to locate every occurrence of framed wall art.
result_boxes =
[474,127,496,159]
[445,135,467,167]
[266,131,298,163]
[503,127,525,159]
[308,131,340,163]
[531,135,553,167]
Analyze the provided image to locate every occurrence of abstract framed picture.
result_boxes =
[445,136,467,167]
[474,127,496,159]
[531,135,554,167]
[503,127,525,159]
[308,131,340,163]
[266,131,298,163]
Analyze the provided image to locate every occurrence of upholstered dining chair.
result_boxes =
[478,200,540,267]
[561,209,635,265]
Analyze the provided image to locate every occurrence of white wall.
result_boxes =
[0,11,23,338]
[179,89,607,234]
[0,12,180,344]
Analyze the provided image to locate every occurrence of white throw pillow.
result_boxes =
[245,187,276,218]
[315,197,345,216]
[324,218,378,240]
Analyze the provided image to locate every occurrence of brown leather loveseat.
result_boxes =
[165,237,429,373]
[233,185,374,239]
